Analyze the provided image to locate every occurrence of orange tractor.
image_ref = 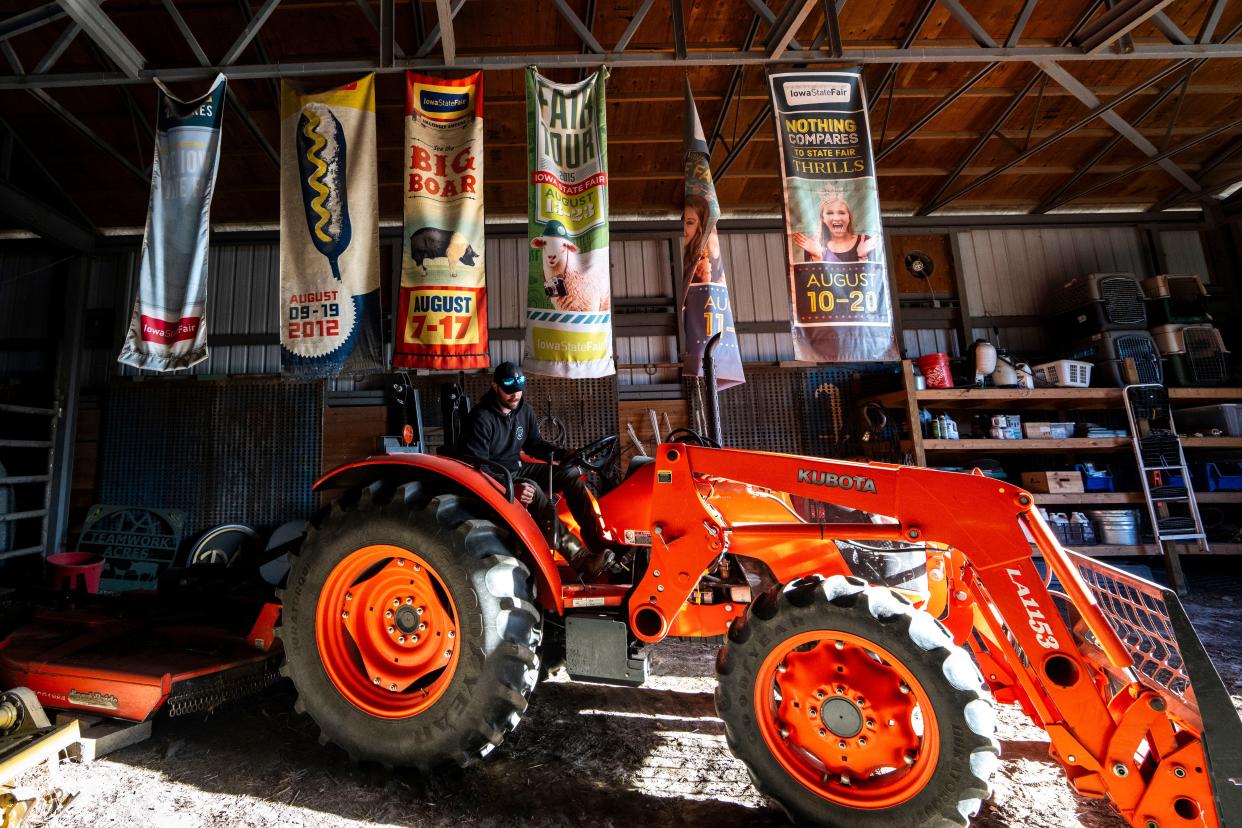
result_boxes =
[279,392,1242,828]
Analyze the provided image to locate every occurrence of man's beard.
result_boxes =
[499,393,521,412]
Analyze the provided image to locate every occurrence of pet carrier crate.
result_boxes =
[1068,330,1162,387]
[1047,273,1147,335]
[1142,274,1211,325]
[1166,325,1230,386]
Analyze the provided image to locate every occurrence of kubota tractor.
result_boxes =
[278,403,1242,827]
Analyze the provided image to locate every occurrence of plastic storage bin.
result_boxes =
[1176,404,1242,437]
[1142,274,1211,324]
[1048,273,1147,324]
[1076,463,1116,492]
[1164,326,1229,386]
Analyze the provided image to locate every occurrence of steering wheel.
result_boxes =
[563,435,619,470]
[665,427,721,448]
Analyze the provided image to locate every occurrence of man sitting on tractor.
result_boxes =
[461,362,613,578]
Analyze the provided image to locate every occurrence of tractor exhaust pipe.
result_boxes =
[703,332,723,446]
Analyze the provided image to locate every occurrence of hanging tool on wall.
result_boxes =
[626,422,648,457]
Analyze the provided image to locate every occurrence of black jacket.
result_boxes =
[461,390,559,475]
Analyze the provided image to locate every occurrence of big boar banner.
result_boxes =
[279,74,382,378]
[681,80,744,390]
[523,67,614,379]
[768,70,898,363]
[396,71,487,369]
[117,74,226,372]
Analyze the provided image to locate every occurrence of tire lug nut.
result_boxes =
[777,662,787,673]
[397,560,404,567]
[416,606,425,615]
[398,635,405,643]
[341,610,349,619]
[389,683,397,691]
[809,708,817,718]
[387,626,395,634]
[838,740,846,749]
[413,564,421,572]
[447,630,455,638]
[779,727,790,738]
[899,682,910,694]
[418,623,426,631]
[856,697,866,707]
[385,610,393,619]
[405,597,413,605]
[392,599,400,607]
[816,690,825,699]
[345,593,352,601]
[411,635,419,644]
[834,640,844,650]
[858,737,867,746]
[372,677,380,685]
[818,729,827,737]
[444,649,452,658]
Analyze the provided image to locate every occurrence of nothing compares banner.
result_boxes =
[279,74,382,377]
[680,80,744,389]
[118,75,226,372]
[523,67,614,378]
[768,70,898,362]
[396,71,487,369]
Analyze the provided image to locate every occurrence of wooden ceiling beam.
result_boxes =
[1074,0,1176,54]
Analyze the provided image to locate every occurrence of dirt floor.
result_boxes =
[13,571,1242,828]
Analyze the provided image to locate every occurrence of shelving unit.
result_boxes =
[862,361,1242,559]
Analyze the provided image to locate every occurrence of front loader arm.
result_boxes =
[637,444,1238,828]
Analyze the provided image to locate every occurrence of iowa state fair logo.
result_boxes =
[418,87,471,120]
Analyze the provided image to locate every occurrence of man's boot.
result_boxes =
[558,528,614,581]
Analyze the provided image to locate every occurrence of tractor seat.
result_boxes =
[624,455,656,480]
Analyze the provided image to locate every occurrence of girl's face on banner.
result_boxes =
[683,207,701,241]
[822,200,853,238]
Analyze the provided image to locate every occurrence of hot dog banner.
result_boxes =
[523,67,614,379]
[118,74,226,372]
[768,70,898,363]
[279,74,383,377]
[395,71,487,370]
[680,80,744,390]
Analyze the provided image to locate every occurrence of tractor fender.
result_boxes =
[314,454,565,614]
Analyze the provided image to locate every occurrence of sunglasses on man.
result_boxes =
[499,376,526,392]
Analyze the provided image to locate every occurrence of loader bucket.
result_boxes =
[1067,551,1242,825]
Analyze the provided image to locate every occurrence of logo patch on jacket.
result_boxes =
[516,426,525,440]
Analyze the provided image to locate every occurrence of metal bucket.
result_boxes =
[1085,509,1141,546]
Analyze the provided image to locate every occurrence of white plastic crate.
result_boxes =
[1032,359,1092,388]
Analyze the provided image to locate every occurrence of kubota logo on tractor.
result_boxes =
[797,468,878,494]
[1006,568,1060,649]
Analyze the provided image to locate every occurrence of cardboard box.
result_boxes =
[1021,471,1085,494]
[1022,421,1076,439]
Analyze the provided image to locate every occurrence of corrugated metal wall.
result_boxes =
[0,252,58,377]
[1157,229,1211,281]
[612,238,678,386]
[718,231,795,362]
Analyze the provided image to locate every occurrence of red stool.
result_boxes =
[46,551,105,593]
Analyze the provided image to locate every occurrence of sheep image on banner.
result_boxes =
[395,71,487,369]
[279,74,383,378]
[523,67,614,379]
[117,74,226,372]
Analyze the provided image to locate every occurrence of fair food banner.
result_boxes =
[396,71,487,369]
[523,67,614,378]
[118,74,226,372]
[279,74,382,377]
[768,70,898,362]
[681,80,744,389]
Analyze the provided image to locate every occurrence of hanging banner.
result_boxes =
[395,71,487,370]
[279,74,382,378]
[523,67,614,378]
[681,80,745,390]
[768,70,899,363]
[117,74,227,372]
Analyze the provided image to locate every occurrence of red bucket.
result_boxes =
[915,352,953,389]
[47,551,105,593]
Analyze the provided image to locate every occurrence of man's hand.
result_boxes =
[515,480,538,506]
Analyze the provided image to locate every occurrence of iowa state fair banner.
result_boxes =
[279,74,382,377]
[118,75,226,372]
[523,67,614,378]
[395,71,487,369]
[768,70,898,363]
[681,80,744,390]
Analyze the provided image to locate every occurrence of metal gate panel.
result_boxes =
[100,380,322,539]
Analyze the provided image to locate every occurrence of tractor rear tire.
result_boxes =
[279,481,541,770]
[716,575,999,828]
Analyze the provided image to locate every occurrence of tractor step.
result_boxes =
[564,614,648,687]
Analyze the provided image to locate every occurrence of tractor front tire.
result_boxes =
[716,575,999,828]
[279,482,541,770]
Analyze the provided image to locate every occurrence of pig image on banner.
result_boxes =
[279,74,383,378]
[395,71,487,370]
[523,67,614,379]
[117,74,226,372]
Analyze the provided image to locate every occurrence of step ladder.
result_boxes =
[1123,384,1208,595]
[0,402,57,562]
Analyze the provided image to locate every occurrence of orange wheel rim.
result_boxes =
[315,544,460,718]
[754,629,940,809]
